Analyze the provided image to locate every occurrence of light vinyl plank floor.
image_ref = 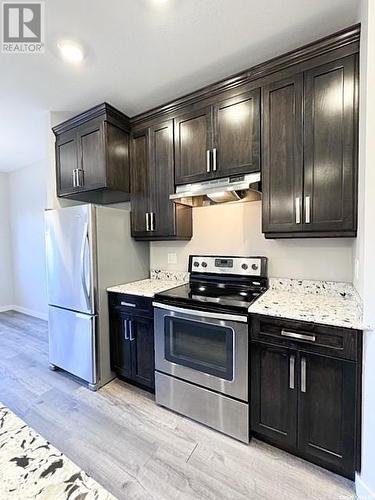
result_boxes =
[0,311,355,500]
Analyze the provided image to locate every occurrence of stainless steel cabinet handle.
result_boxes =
[301,357,307,393]
[145,212,150,231]
[76,168,84,187]
[206,150,211,172]
[120,301,136,307]
[151,212,155,231]
[124,320,129,341]
[129,320,135,341]
[305,196,311,224]
[212,148,217,171]
[295,197,301,224]
[289,354,295,389]
[281,330,316,342]
[72,169,77,187]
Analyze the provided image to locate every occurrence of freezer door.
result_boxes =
[45,205,95,314]
[48,306,97,385]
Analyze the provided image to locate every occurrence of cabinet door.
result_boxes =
[251,343,298,448]
[105,122,130,193]
[213,89,260,177]
[129,317,155,390]
[174,106,212,184]
[130,129,150,237]
[149,120,175,237]
[77,118,106,192]
[303,55,358,234]
[56,129,79,196]
[262,75,303,234]
[110,313,132,379]
[298,353,356,478]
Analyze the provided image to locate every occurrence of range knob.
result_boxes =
[193,261,199,267]
[241,263,248,270]
[252,263,259,271]
[201,262,208,268]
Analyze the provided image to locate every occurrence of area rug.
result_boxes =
[0,404,115,499]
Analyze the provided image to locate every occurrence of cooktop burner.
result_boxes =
[154,255,268,314]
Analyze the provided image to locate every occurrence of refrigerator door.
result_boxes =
[48,306,97,385]
[45,205,95,315]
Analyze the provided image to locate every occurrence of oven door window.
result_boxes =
[164,317,234,380]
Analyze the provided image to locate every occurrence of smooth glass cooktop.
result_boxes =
[155,282,266,312]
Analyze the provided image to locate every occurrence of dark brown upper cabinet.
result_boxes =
[303,57,357,234]
[262,75,303,234]
[130,129,149,238]
[262,54,358,238]
[53,103,131,204]
[174,88,260,185]
[213,90,260,177]
[174,106,212,184]
[130,120,192,240]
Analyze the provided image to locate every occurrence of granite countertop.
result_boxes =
[107,269,189,298]
[249,278,366,330]
[0,404,113,499]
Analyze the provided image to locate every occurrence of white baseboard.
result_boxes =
[0,305,13,313]
[0,305,48,321]
[356,474,375,499]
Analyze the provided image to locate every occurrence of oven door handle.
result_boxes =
[152,302,248,323]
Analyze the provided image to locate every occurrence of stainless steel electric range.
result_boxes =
[153,255,268,443]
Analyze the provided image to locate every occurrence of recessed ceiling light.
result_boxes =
[57,40,85,64]
[153,0,168,4]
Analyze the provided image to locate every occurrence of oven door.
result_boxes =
[153,302,248,401]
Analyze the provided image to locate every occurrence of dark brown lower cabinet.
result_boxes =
[111,311,133,380]
[110,307,155,391]
[298,353,356,476]
[129,316,155,389]
[251,340,359,479]
[251,343,297,449]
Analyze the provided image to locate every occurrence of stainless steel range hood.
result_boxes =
[169,173,261,207]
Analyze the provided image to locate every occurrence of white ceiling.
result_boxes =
[0,0,360,172]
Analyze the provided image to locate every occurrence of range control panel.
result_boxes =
[189,255,267,277]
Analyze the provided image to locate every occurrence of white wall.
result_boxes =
[8,160,48,319]
[0,173,13,309]
[151,201,354,281]
[355,0,375,497]
[0,111,85,320]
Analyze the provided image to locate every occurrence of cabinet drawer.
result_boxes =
[250,315,359,361]
[108,292,153,318]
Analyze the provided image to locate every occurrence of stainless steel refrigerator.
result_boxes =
[45,204,149,390]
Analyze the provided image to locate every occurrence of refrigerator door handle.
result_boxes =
[80,222,91,310]
[85,230,91,304]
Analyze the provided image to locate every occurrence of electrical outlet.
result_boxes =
[168,253,177,265]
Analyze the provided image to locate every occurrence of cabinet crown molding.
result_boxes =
[130,24,360,126]
[52,102,130,135]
